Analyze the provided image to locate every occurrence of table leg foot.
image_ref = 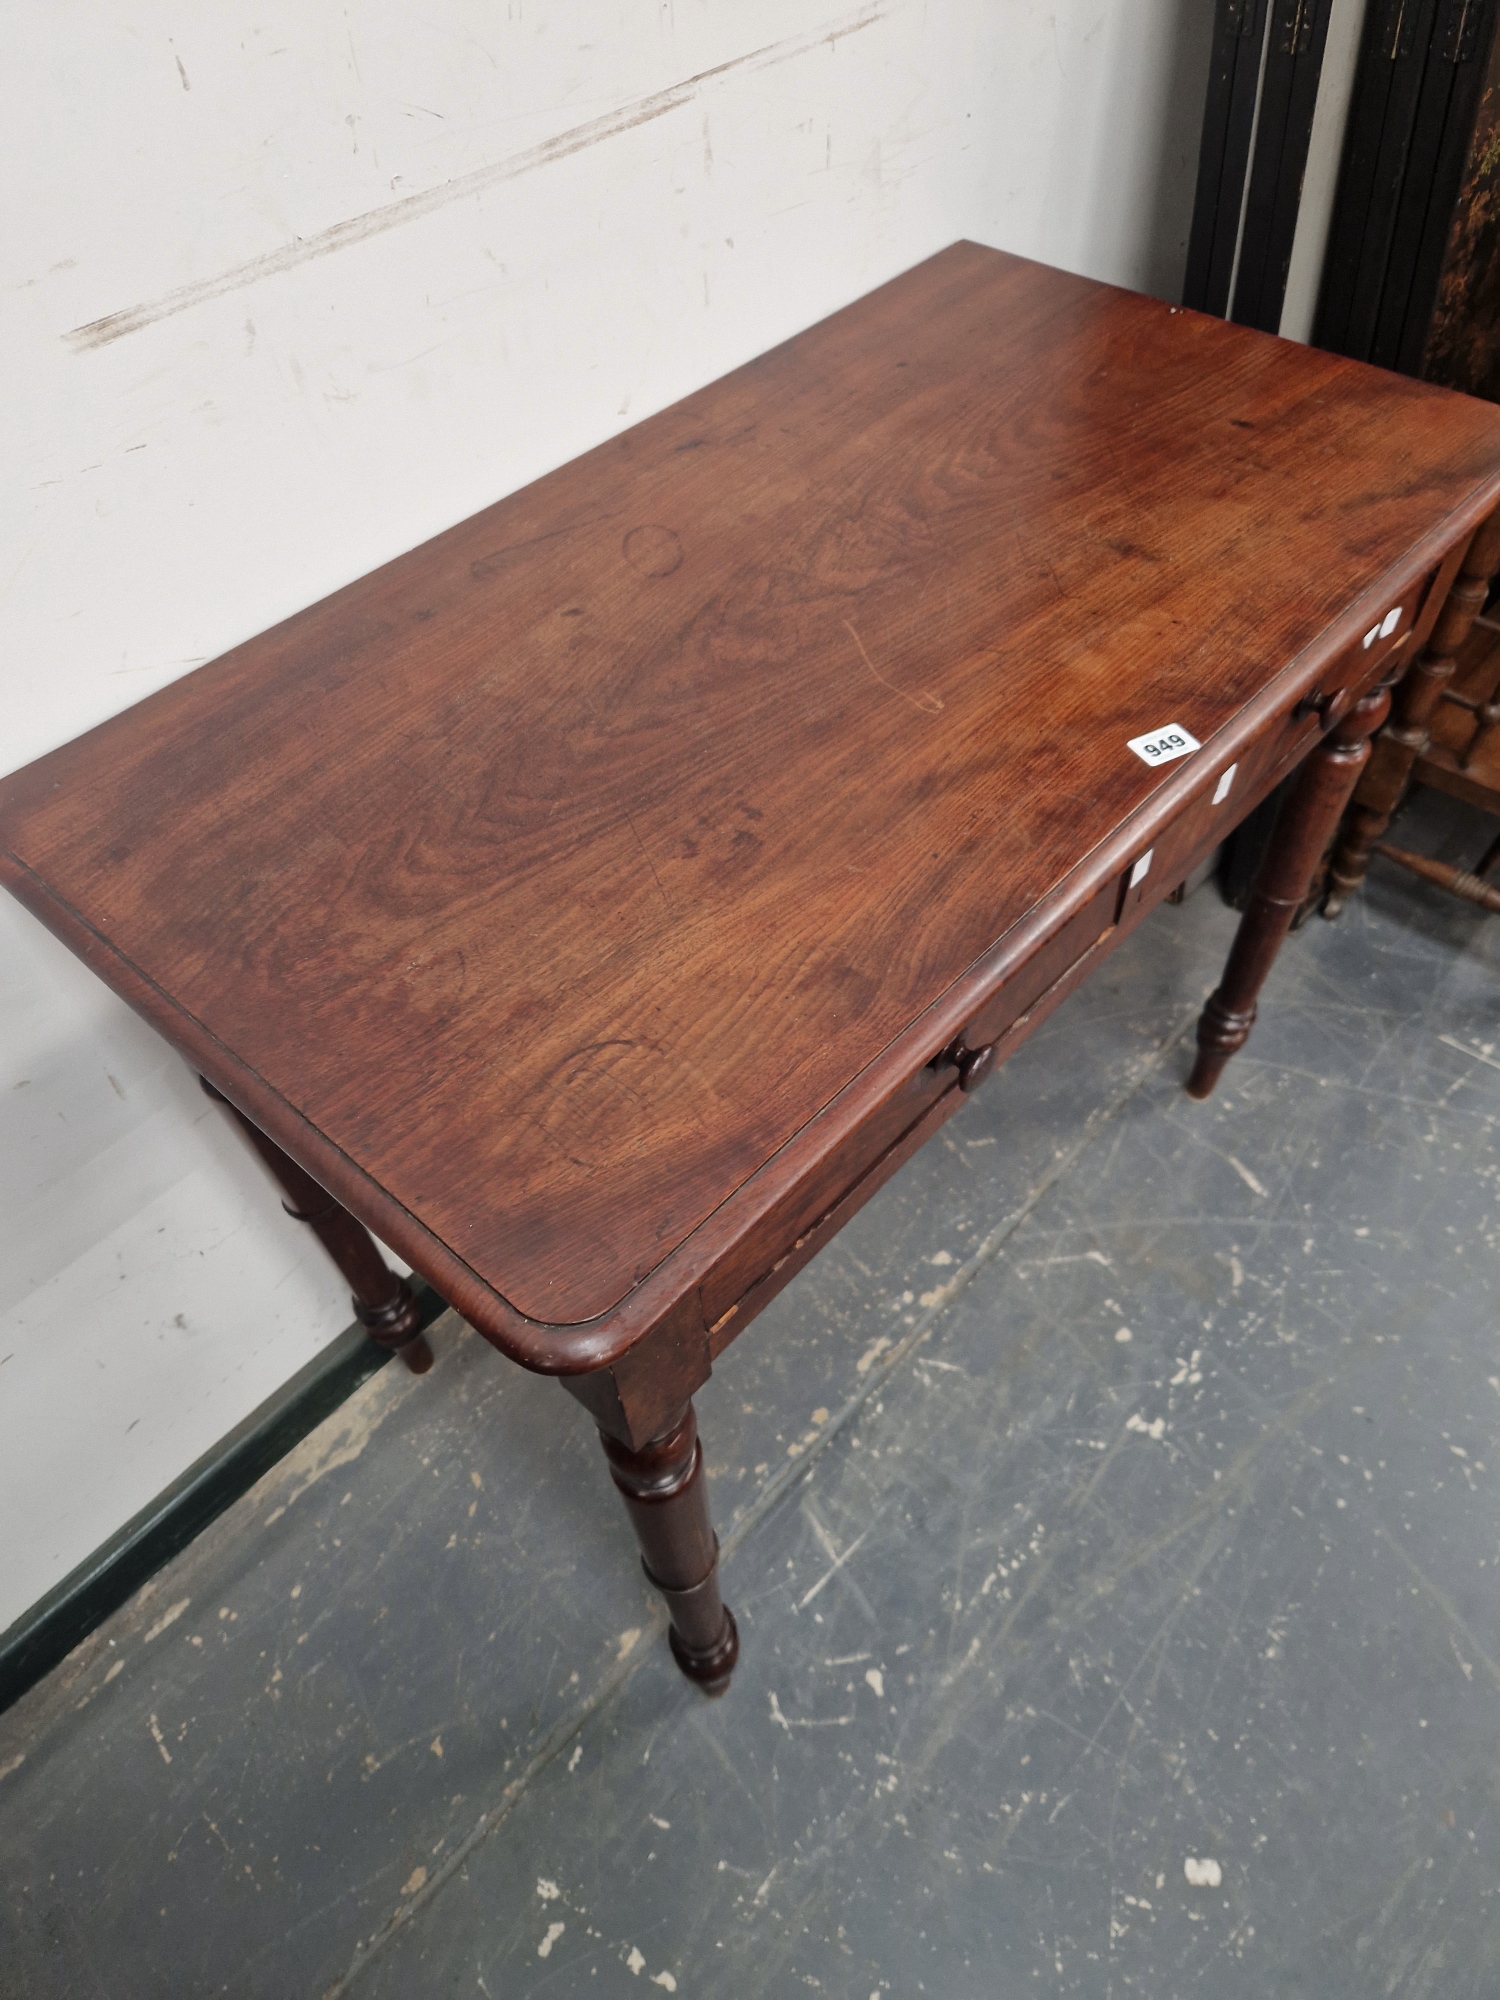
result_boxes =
[353,1289,435,1374]
[200,1075,433,1372]
[1185,995,1257,1100]
[1187,680,1392,1100]
[599,1401,739,1694]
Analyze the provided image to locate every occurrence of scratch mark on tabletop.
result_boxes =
[843,618,942,715]
[625,811,672,915]
[65,5,887,350]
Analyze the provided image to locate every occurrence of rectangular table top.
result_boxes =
[5,242,1500,1368]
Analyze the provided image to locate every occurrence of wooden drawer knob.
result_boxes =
[1294,684,1359,730]
[957,1042,996,1093]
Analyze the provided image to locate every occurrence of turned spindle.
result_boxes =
[1324,510,1500,916]
[1189,680,1392,1098]
[200,1077,434,1372]
[596,1399,738,1693]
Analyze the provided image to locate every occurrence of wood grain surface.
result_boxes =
[5,242,1500,1368]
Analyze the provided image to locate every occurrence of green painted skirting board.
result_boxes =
[0,1281,449,1716]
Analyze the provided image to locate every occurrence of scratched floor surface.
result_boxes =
[3,788,1499,1998]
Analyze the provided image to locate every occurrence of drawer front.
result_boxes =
[704,1084,961,1356]
[1352,578,1428,670]
[1242,585,1426,795]
[700,875,1126,1333]
[962,877,1120,1049]
[1116,793,1218,930]
[1121,584,1432,925]
[699,876,1127,1338]
[698,1053,956,1332]
[966,919,1122,1076]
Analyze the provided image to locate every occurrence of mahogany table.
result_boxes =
[6,244,1500,1695]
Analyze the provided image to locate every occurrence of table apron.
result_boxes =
[695,624,1410,1364]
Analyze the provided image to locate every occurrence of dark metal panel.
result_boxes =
[1232,0,1339,331]
[1316,0,1442,355]
[1373,0,1493,362]
[1314,0,1498,369]
[1184,0,1272,314]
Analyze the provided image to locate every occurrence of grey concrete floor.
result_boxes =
[3,787,1499,1999]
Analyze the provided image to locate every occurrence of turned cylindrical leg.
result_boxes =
[1371,841,1500,912]
[199,1077,433,1372]
[1324,509,1500,916]
[598,1399,739,1693]
[1188,681,1393,1100]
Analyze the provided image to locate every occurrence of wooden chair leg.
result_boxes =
[1324,509,1500,916]
[1372,841,1500,912]
[596,1398,738,1694]
[1459,686,1500,771]
[199,1077,434,1373]
[1187,681,1393,1100]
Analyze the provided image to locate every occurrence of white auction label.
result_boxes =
[1127,723,1201,768]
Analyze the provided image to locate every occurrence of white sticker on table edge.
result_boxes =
[1126,724,1201,767]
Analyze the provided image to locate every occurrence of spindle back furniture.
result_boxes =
[6,243,1500,1692]
[1325,523,1500,916]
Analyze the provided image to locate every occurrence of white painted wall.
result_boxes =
[1,0,1214,1629]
